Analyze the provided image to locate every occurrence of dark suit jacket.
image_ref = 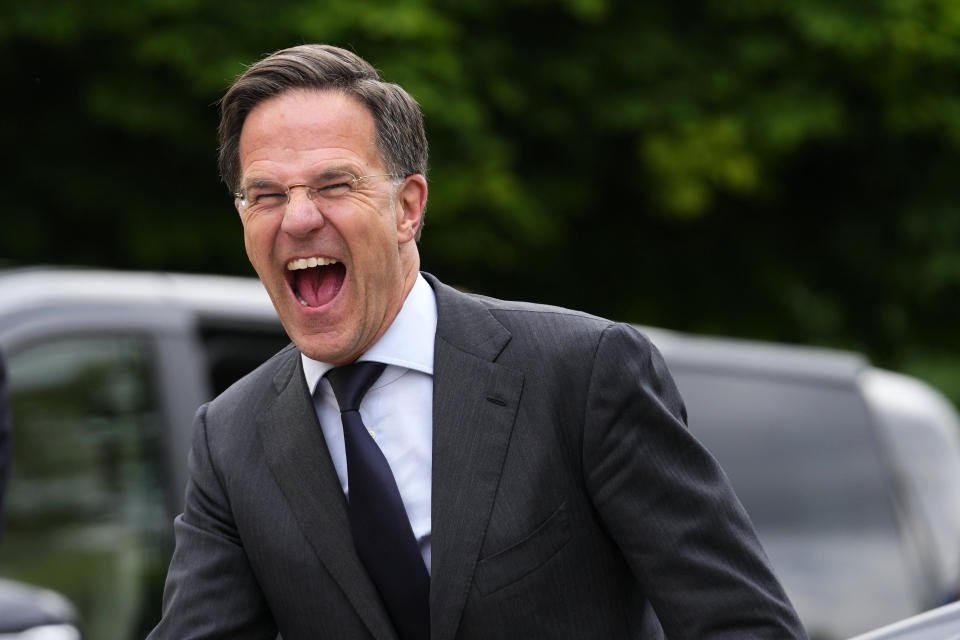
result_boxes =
[149,274,805,639]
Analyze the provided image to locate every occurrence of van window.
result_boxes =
[0,336,169,640]
[673,367,916,639]
[198,323,289,396]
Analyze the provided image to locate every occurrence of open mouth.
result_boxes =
[286,257,346,308]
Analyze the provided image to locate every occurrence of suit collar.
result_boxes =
[422,272,512,361]
[423,273,524,640]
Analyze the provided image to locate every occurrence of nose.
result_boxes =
[280,185,325,236]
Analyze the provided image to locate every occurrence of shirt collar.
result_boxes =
[301,273,437,394]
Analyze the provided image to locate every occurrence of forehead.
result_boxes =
[238,89,381,177]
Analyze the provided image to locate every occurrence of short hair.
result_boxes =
[218,44,428,227]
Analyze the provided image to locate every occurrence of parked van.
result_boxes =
[645,327,960,639]
[0,267,958,639]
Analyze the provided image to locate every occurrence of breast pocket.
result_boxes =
[475,502,570,596]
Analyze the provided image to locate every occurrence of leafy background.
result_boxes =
[4,0,960,403]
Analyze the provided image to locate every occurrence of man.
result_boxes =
[150,44,806,639]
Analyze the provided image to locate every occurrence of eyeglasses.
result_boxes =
[235,170,401,215]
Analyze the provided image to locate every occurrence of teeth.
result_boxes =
[286,257,339,271]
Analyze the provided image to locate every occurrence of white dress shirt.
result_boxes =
[301,274,436,572]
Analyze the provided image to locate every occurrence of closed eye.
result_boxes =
[316,181,353,196]
[252,192,286,204]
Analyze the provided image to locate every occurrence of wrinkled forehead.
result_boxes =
[238,89,383,176]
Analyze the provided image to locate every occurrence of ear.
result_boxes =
[395,174,427,243]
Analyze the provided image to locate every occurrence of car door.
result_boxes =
[0,301,207,640]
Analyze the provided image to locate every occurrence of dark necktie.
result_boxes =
[326,362,430,640]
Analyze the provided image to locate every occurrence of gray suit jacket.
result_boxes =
[150,273,805,639]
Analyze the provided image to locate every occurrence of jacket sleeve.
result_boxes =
[582,323,807,639]
[147,403,278,640]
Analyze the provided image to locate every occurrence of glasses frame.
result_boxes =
[234,171,402,213]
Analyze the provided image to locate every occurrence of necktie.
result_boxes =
[326,362,430,640]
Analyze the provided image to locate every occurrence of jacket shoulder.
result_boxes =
[206,341,299,422]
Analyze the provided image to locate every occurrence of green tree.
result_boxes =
[3,0,959,399]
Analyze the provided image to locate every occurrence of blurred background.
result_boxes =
[5,0,959,405]
[4,1,960,638]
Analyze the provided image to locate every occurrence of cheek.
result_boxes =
[242,232,261,269]
[242,219,274,265]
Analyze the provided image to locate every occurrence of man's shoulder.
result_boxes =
[475,293,612,334]
[207,341,300,419]
[427,273,617,341]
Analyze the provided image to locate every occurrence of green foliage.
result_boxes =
[2,0,959,402]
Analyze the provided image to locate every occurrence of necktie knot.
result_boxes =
[326,362,386,412]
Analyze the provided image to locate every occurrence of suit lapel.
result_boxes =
[425,275,524,640]
[258,352,397,640]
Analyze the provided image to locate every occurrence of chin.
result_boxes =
[289,330,350,364]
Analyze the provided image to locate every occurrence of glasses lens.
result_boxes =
[313,170,356,199]
[243,182,287,214]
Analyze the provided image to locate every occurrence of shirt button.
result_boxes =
[367,429,376,439]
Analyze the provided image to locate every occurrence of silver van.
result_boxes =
[0,267,957,640]
[645,327,960,639]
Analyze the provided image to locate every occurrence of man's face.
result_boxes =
[236,89,426,364]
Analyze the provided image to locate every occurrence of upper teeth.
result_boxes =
[286,257,338,270]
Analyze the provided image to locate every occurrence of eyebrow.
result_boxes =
[312,165,362,180]
[241,166,363,189]
[244,178,283,189]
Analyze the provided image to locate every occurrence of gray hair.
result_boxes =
[218,44,428,237]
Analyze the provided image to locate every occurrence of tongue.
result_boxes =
[294,263,345,307]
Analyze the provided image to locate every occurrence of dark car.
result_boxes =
[0,267,958,639]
